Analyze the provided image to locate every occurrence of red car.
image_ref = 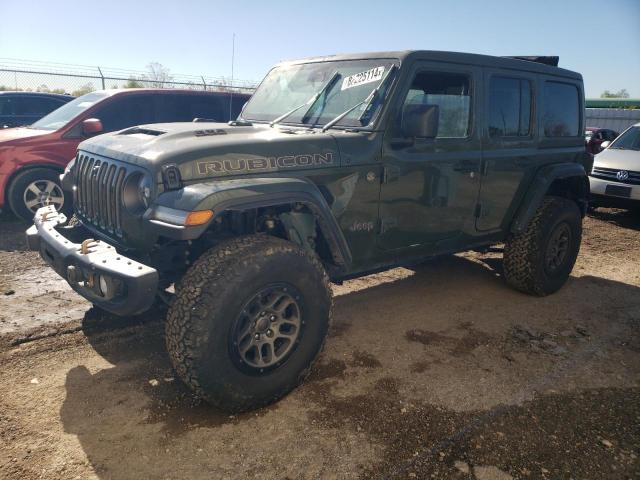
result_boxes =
[0,88,249,220]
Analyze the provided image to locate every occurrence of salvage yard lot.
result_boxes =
[0,210,638,479]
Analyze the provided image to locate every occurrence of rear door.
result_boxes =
[476,69,538,232]
[378,62,482,250]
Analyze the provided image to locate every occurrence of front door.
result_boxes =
[378,63,482,251]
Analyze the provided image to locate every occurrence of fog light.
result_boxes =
[98,275,109,297]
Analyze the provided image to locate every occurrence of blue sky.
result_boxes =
[1,0,639,97]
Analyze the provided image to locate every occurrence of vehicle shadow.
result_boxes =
[58,254,640,479]
[589,207,640,231]
[0,212,30,252]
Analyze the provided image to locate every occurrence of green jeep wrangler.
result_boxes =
[27,51,591,411]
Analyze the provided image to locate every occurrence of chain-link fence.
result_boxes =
[0,58,258,96]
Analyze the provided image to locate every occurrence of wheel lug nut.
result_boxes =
[254,333,260,340]
[266,330,273,337]
[260,311,266,316]
[269,315,276,322]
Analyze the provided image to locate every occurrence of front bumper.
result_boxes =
[589,176,640,202]
[26,206,159,316]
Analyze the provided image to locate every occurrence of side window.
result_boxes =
[543,81,580,137]
[0,98,14,116]
[488,76,531,137]
[94,95,157,132]
[14,97,54,116]
[191,96,224,121]
[157,95,225,123]
[42,98,67,114]
[401,72,471,138]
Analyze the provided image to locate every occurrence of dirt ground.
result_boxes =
[0,209,638,480]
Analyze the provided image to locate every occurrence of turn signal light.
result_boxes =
[185,210,214,226]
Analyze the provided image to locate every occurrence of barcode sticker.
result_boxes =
[341,66,385,91]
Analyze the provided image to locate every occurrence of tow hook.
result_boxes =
[80,238,97,255]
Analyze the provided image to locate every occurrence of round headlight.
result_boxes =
[123,172,151,214]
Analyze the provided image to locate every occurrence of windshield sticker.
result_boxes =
[341,66,385,91]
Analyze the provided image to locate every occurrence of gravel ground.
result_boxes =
[0,209,638,479]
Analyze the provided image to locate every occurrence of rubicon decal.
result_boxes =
[197,153,335,175]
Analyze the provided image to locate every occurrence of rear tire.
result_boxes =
[166,235,332,412]
[503,196,582,296]
[7,168,71,222]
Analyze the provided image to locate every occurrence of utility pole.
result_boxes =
[229,33,235,119]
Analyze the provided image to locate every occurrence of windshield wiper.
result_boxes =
[270,71,340,128]
[321,65,397,133]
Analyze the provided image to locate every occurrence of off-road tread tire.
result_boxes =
[504,196,582,296]
[166,234,333,412]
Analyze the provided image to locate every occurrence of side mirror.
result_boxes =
[82,118,103,136]
[600,140,611,150]
[401,104,439,139]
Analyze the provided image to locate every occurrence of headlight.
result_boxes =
[123,172,152,214]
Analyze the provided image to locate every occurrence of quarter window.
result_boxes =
[543,82,580,137]
[488,77,531,137]
[402,72,471,138]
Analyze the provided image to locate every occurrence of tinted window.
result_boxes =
[156,94,225,123]
[94,95,157,132]
[543,82,580,137]
[609,126,640,151]
[0,98,14,116]
[488,77,531,137]
[402,72,471,138]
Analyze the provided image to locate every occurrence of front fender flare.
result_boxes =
[146,177,352,269]
[510,162,588,235]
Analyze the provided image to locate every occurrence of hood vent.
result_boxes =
[119,127,166,136]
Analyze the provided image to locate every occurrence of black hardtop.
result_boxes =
[276,50,582,80]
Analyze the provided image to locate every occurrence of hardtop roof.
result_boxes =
[276,50,582,80]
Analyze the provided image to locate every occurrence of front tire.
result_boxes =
[7,168,71,222]
[503,196,582,296]
[166,235,332,412]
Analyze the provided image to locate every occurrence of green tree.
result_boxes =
[123,77,144,88]
[71,82,95,97]
[600,89,630,98]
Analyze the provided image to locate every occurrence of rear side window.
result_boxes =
[543,82,580,137]
[402,72,472,138]
[488,77,531,137]
[0,97,14,115]
[156,95,225,123]
[94,95,157,132]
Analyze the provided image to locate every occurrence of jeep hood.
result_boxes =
[79,122,342,181]
[594,148,640,171]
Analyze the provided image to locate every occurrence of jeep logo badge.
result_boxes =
[616,170,629,181]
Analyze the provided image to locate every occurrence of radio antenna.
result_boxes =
[229,33,235,119]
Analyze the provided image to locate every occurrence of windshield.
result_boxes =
[30,91,109,131]
[242,59,398,128]
[609,126,640,151]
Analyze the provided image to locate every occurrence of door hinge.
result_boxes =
[474,203,482,218]
[480,159,489,176]
[382,166,401,184]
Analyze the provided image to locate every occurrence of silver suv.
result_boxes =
[590,122,640,209]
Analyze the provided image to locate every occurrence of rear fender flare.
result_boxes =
[510,162,588,235]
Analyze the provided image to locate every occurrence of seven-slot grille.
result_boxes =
[74,153,127,235]
[591,166,640,186]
